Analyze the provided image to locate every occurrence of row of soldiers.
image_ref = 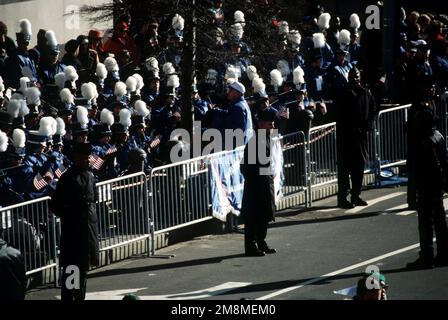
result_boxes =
[0,7,378,208]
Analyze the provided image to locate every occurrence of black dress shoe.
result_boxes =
[351,197,368,206]
[245,248,265,257]
[406,258,434,270]
[337,199,355,209]
[258,244,277,254]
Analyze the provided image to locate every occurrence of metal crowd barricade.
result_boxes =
[0,197,58,285]
[308,123,338,202]
[437,92,448,145]
[373,104,411,185]
[96,172,152,256]
[276,131,309,206]
[149,152,213,235]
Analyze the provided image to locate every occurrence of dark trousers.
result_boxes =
[244,217,268,250]
[61,266,88,301]
[407,170,417,207]
[417,190,448,260]
[337,148,365,200]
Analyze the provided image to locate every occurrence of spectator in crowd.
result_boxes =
[335,67,376,209]
[0,234,26,300]
[208,0,225,26]
[61,39,81,70]
[76,35,99,84]
[52,142,99,301]
[103,21,140,65]
[0,21,17,59]
[88,29,106,62]
[27,29,46,68]
[241,107,277,257]
[417,14,432,38]
[326,16,341,53]
[407,11,421,41]
[134,18,162,60]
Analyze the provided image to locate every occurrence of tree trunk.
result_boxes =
[180,0,196,138]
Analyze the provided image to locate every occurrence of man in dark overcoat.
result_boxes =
[240,107,278,257]
[407,100,448,269]
[52,143,99,300]
[335,67,377,209]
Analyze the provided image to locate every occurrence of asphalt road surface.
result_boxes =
[27,185,448,300]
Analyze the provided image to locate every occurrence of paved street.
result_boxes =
[27,185,448,300]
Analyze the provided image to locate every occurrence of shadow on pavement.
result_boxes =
[88,253,246,279]
[270,211,385,229]
[221,267,410,297]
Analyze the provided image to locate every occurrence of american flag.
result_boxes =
[89,154,105,170]
[105,146,118,155]
[55,165,68,179]
[150,136,162,149]
[33,173,48,191]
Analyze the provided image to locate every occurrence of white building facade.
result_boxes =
[0,0,112,47]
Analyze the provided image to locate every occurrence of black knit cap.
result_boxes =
[73,143,92,156]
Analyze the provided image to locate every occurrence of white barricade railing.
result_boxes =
[1,104,433,276]
[96,172,152,255]
[308,122,338,192]
[149,146,246,234]
[375,104,412,171]
[0,197,58,284]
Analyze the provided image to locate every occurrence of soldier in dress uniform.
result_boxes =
[130,109,157,171]
[281,30,306,72]
[38,31,66,86]
[192,84,210,123]
[141,70,160,106]
[111,108,137,173]
[5,19,38,89]
[302,33,334,70]
[47,118,71,181]
[63,106,89,162]
[90,109,118,181]
[348,23,364,68]
[150,85,181,135]
[21,127,53,199]
[325,48,353,101]
[0,129,26,206]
